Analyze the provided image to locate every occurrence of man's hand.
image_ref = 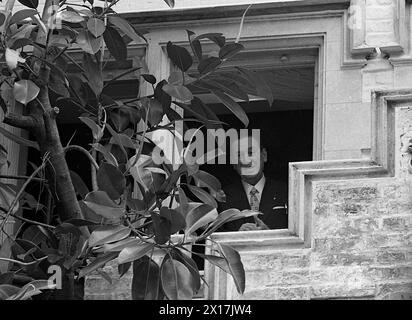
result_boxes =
[239,216,269,231]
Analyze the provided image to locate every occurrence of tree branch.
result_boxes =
[64,145,99,170]
[3,113,35,130]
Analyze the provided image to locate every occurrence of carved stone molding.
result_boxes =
[346,0,411,66]
[204,88,412,300]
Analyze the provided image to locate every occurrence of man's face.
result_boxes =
[231,136,267,179]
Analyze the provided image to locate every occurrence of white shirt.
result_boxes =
[242,175,266,204]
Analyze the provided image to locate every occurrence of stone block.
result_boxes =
[310,283,376,299]
[276,286,310,300]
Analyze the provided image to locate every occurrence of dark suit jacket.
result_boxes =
[218,178,288,231]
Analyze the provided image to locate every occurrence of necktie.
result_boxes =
[249,187,260,211]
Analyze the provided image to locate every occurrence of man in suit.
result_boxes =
[218,133,288,231]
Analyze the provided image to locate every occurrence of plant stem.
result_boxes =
[0,163,46,232]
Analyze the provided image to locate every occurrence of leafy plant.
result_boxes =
[0,0,269,300]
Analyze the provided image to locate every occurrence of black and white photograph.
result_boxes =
[0,0,411,309]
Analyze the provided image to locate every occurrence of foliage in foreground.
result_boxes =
[0,0,273,299]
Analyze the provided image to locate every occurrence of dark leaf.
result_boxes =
[82,53,103,97]
[77,30,102,55]
[87,18,105,37]
[160,207,186,234]
[236,67,274,106]
[166,42,192,72]
[118,242,155,264]
[198,56,221,75]
[96,162,126,201]
[210,90,249,127]
[162,84,193,102]
[185,203,218,235]
[219,43,244,60]
[217,243,245,294]
[0,273,14,285]
[194,33,225,47]
[70,170,89,198]
[151,213,171,245]
[163,0,175,8]
[118,262,131,278]
[154,80,172,111]
[89,225,131,247]
[141,74,156,85]
[132,256,161,300]
[186,30,202,61]
[83,191,125,220]
[79,116,103,141]
[104,25,127,61]
[160,257,194,300]
[108,16,147,44]
[188,185,218,209]
[17,0,38,9]
[171,248,201,294]
[9,9,37,25]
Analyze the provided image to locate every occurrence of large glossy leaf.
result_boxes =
[162,84,193,102]
[13,80,39,105]
[187,185,217,209]
[202,208,258,236]
[201,77,249,101]
[160,258,194,300]
[92,143,118,167]
[219,43,244,60]
[108,16,146,44]
[151,213,171,245]
[198,56,221,75]
[132,256,161,300]
[60,10,85,23]
[185,203,218,235]
[83,191,125,219]
[78,251,119,278]
[89,225,131,248]
[9,9,37,25]
[77,31,102,55]
[96,163,126,201]
[70,170,89,198]
[100,238,140,253]
[166,42,192,72]
[171,248,201,294]
[193,170,223,199]
[210,90,249,127]
[79,117,103,141]
[82,53,103,97]
[117,242,155,264]
[17,0,38,9]
[104,26,127,61]
[160,207,186,234]
[129,154,154,193]
[87,18,105,37]
[217,243,245,294]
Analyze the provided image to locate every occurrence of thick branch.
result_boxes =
[3,113,35,130]
[64,145,99,170]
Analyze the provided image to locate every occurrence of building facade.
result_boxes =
[2,0,412,300]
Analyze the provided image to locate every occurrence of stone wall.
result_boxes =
[237,178,412,300]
